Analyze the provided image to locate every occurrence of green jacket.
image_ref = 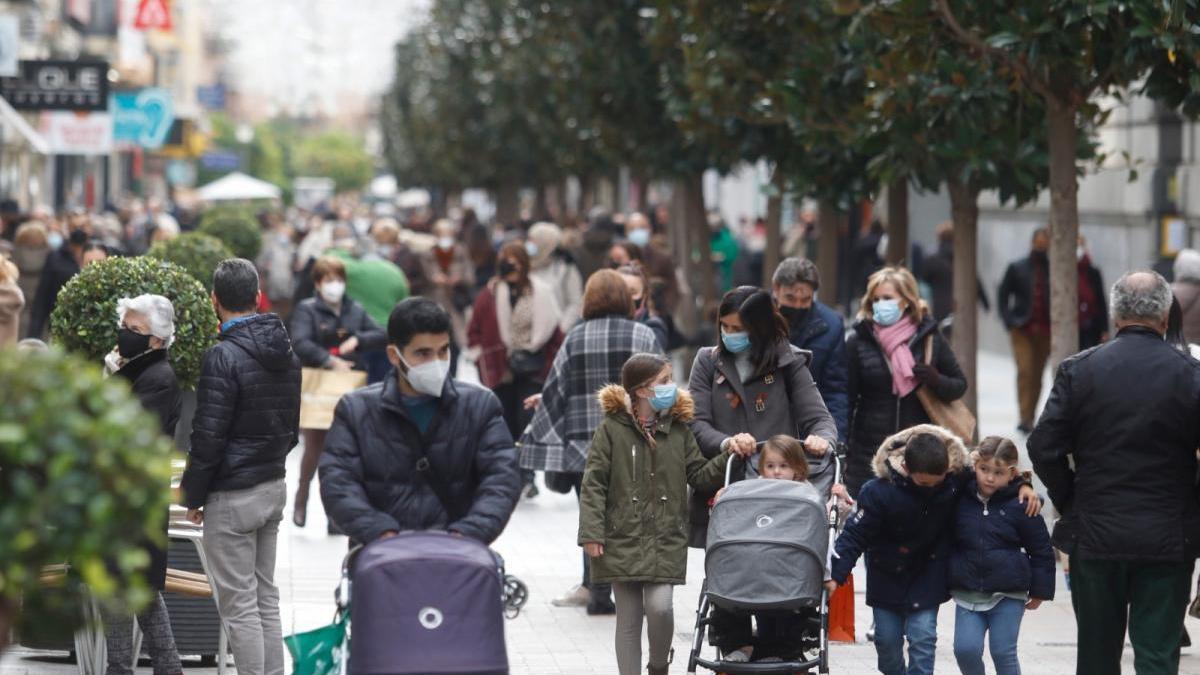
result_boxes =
[578,384,731,585]
[328,248,410,325]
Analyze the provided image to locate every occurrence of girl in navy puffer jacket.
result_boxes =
[950,436,1055,675]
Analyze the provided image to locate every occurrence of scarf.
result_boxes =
[873,317,919,397]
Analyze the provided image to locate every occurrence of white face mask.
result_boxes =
[320,280,346,304]
[397,350,451,397]
[437,236,455,250]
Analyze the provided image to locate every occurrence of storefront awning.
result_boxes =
[0,96,49,154]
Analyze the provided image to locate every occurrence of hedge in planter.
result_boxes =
[0,348,174,648]
[147,232,234,290]
[50,256,218,389]
[199,207,262,260]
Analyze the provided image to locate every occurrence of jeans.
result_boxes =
[953,598,1025,675]
[872,607,937,675]
[202,479,287,675]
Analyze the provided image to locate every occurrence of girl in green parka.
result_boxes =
[578,352,751,675]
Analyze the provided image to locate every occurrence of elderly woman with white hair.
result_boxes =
[102,293,184,675]
[527,221,583,333]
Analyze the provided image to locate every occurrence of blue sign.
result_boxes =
[196,84,226,111]
[112,88,174,149]
[200,150,241,172]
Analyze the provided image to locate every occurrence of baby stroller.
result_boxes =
[687,455,841,674]
[287,531,528,675]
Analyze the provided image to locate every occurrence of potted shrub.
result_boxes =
[147,232,234,290]
[0,349,174,651]
[198,207,263,260]
[49,256,218,389]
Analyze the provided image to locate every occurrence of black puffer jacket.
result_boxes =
[289,296,386,369]
[1029,326,1200,561]
[319,371,520,545]
[181,314,301,509]
[116,348,180,590]
[844,316,967,495]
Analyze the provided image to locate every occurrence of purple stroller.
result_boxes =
[343,531,526,675]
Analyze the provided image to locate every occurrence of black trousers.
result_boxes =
[709,605,815,660]
[562,471,612,603]
[494,374,541,487]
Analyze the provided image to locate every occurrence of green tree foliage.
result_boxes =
[292,131,375,193]
[199,206,263,260]
[147,232,235,290]
[0,349,174,646]
[50,257,218,389]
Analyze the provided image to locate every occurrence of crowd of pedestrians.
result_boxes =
[2,192,1200,675]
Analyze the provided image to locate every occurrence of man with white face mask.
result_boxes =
[319,297,521,545]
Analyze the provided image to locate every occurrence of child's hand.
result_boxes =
[584,542,605,558]
[1018,485,1043,517]
[1025,598,1043,610]
[823,580,838,596]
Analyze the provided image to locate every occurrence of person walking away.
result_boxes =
[0,256,22,347]
[1076,237,1108,350]
[950,436,1055,675]
[180,259,301,675]
[1171,248,1200,344]
[520,270,661,615]
[467,241,562,498]
[998,228,1051,434]
[256,220,297,322]
[1029,271,1200,675]
[289,256,386,529]
[844,266,967,497]
[101,294,185,675]
[319,297,520,545]
[921,222,990,323]
[772,257,849,441]
[687,286,838,547]
[527,222,583,333]
[11,222,48,337]
[578,353,750,675]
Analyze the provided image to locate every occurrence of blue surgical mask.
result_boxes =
[47,231,64,249]
[649,383,677,411]
[628,228,651,247]
[525,241,539,258]
[873,299,903,326]
[722,330,751,354]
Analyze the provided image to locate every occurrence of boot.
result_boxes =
[646,665,668,675]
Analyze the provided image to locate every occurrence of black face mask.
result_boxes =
[69,228,89,247]
[497,260,516,277]
[780,305,811,329]
[117,328,153,359]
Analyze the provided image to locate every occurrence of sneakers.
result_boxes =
[723,650,751,663]
[551,585,591,607]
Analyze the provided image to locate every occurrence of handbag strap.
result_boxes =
[924,335,934,365]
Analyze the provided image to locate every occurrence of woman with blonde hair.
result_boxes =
[843,266,967,495]
[0,256,23,347]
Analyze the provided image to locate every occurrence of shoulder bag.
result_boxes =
[914,335,976,442]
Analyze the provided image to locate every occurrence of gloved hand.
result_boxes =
[912,363,940,387]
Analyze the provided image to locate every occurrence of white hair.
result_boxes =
[1174,249,1200,283]
[1110,271,1172,324]
[116,294,176,348]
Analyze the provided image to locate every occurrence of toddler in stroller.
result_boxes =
[688,435,848,674]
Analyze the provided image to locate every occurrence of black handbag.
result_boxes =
[508,349,545,377]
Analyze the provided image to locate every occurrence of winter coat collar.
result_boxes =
[853,314,938,347]
[219,313,296,372]
[1115,325,1165,340]
[965,479,1022,506]
[597,383,694,433]
[115,347,169,383]
[380,366,459,417]
[871,423,968,481]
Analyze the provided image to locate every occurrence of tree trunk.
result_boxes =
[886,177,909,265]
[494,181,520,228]
[763,166,785,289]
[557,178,571,225]
[817,201,841,310]
[534,184,550,222]
[579,173,596,214]
[947,176,981,426]
[1046,101,1080,371]
[0,597,11,653]
[685,171,719,319]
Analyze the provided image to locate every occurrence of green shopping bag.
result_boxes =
[285,612,348,675]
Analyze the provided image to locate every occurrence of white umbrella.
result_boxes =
[197,172,282,202]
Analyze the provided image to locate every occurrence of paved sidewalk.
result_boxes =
[4,349,1199,674]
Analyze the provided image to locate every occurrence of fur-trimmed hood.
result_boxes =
[871,423,968,481]
[597,383,695,423]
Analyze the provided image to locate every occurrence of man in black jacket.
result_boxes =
[180,258,300,675]
[1029,271,1200,675]
[319,297,520,546]
[998,227,1050,433]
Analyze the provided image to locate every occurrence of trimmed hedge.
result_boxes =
[0,348,174,634]
[199,208,262,260]
[49,256,218,389]
[147,232,234,290]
